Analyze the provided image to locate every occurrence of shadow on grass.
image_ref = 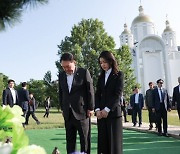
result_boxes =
[26,127,180,154]
[123,130,180,154]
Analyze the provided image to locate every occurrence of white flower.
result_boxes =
[17,145,47,154]
[10,105,25,124]
[0,142,13,154]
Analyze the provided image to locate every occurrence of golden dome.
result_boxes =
[163,20,173,33]
[163,27,173,33]
[121,23,131,35]
[132,15,153,25]
[132,5,153,25]
[121,29,131,35]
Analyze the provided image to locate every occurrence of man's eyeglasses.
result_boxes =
[159,82,163,84]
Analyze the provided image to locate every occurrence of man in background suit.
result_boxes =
[59,52,94,154]
[25,93,40,125]
[172,77,180,136]
[145,82,157,130]
[18,82,29,117]
[152,79,171,137]
[172,77,180,120]
[120,95,128,123]
[130,87,144,127]
[2,79,18,107]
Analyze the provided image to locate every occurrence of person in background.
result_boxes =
[95,51,124,154]
[43,96,51,118]
[120,95,129,123]
[2,79,18,107]
[172,77,180,135]
[18,82,29,117]
[172,77,180,119]
[128,88,136,122]
[152,79,171,137]
[130,87,144,127]
[24,93,40,125]
[145,82,157,130]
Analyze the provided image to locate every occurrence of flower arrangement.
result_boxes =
[0,105,46,154]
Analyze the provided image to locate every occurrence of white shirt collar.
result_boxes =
[104,68,112,85]
[105,68,112,75]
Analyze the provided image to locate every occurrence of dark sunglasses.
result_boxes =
[159,82,163,84]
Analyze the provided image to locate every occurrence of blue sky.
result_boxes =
[0,0,179,84]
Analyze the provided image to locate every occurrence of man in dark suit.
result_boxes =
[120,95,128,122]
[2,79,18,107]
[152,79,171,137]
[59,53,94,154]
[25,93,40,125]
[145,82,157,130]
[172,77,180,120]
[172,77,180,136]
[18,82,29,117]
[130,87,144,127]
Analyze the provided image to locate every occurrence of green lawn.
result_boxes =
[25,108,180,154]
[26,126,180,154]
[25,108,180,130]
[24,108,64,129]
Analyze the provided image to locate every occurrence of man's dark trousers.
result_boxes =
[65,109,89,154]
[156,103,167,134]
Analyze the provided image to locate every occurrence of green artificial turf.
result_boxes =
[26,126,180,154]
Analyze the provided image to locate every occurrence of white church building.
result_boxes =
[120,5,180,96]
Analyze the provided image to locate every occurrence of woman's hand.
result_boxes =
[96,111,102,119]
[101,109,108,118]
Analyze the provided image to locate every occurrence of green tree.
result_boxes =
[56,18,116,85]
[43,71,59,109]
[116,45,138,101]
[0,0,48,31]
[0,73,8,103]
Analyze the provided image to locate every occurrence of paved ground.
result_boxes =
[91,117,180,139]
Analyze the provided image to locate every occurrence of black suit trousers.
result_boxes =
[121,106,127,122]
[65,109,90,154]
[132,104,142,125]
[156,103,167,134]
[97,117,122,154]
[148,108,156,124]
[177,108,180,120]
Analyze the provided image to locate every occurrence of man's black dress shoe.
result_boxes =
[158,133,162,136]
[163,133,169,137]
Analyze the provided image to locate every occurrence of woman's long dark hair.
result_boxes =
[98,51,119,75]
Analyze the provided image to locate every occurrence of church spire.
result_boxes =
[124,23,128,31]
[139,5,144,15]
[120,23,133,48]
[162,16,177,51]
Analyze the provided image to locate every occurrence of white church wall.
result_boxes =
[142,52,165,94]
[168,59,180,96]
[138,35,166,94]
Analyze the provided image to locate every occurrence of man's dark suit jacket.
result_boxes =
[18,88,29,108]
[172,85,180,109]
[130,93,144,109]
[152,88,170,111]
[59,67,94,121]
[2,88,18,107]
[95,71,124,117]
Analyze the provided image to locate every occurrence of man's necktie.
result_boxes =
[160,89,164,102]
